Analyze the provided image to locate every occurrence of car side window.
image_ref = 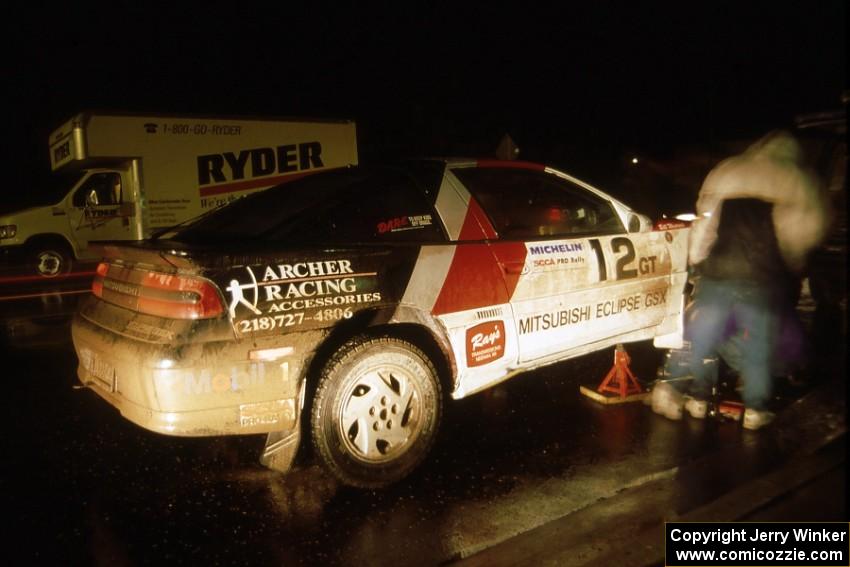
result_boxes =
[266,170,445,244]
[72,173,122,207]
[453,168,624,238]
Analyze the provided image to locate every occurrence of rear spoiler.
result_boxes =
[89,240,199,271]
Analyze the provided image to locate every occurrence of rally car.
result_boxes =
[71,158,690,488]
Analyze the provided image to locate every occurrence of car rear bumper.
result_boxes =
[71,311,303,437]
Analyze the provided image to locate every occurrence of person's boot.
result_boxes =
[651,381,684,420]
[743,408,775,430]
[684,397,708,419]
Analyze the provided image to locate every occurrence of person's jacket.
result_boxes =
[697,198,794,292]
[689,131,830,275]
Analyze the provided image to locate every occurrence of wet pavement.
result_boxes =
[457,383,846,566]
[1,275,846,566]
[0,264,95,348]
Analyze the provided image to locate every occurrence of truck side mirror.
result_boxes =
[119,202,136,217]
[85,190,98,208]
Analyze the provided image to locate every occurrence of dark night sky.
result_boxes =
[6,1,846,209]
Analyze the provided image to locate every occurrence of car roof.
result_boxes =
[420,157,544,169]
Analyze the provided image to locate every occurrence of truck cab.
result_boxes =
[0,164,140,277]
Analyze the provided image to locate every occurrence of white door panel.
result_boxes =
[512,233,675,363]
[437,305,519,399]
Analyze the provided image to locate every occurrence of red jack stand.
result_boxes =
[580,344,649,404]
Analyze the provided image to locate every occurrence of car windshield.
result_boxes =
[171,165,445,245]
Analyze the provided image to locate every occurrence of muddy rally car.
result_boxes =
[72,159,689,488]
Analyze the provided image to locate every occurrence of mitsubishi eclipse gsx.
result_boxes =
[71,159,690,488]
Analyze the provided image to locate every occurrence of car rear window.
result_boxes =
[171,165,446,245]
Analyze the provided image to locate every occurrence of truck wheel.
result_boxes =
[310,336,442,488]
[33,246,72,277]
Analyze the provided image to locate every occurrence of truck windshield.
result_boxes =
[1,170,86,214]
[44,170,86,204]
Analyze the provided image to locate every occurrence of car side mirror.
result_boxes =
[628,213,652,233]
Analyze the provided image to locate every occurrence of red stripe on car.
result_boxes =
[431,199,527,315]
[475,160,546,171]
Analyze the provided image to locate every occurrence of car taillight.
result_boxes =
[92,262,225,319]
[92,262,108,298]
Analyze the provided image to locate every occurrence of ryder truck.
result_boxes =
[0,112,358,277]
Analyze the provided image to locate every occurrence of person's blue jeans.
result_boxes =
[687,277,780,410]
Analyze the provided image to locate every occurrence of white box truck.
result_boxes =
[0,112,358,277]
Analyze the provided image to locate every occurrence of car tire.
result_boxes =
[310,335,442,488]
[33,245,72,278]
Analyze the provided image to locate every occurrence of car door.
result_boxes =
[67,171,132,255]
[454,165,675,364]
